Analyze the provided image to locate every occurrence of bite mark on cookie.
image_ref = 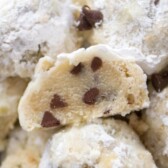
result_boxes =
[70,63,83,75]
[50,94,68,109]
[41,111,60,127]
[91,57,102,72]
[83,87,99,105]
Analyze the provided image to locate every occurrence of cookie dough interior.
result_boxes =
[19,45,149,131]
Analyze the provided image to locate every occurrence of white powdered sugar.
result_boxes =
[0,0,79,79]
[39,120,156,168]
[89,0,168,75]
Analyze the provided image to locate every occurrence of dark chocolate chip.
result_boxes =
[154,0,160,5]
[41,111,60,127]
[91,57,102,72]
[50,94,67,109]
[70,63,83,75]
[77,5,103,31]
[112,114,129,123]
[151,71,168,92]
[83,87,99,105]
[82,5,103,27]
[77,13,92,31]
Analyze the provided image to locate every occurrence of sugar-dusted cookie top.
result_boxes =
[0,0,80,79]
[39,119,157,168]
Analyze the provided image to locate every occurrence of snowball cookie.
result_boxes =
[18,45,149,131]
[0,77,27,140]
[75,0,168,75]
[1,127,55,168]
[76,0,153,49]
[0,0,80,79]
[141,0,168,74]
[139,87,168,168]
[39,119,157,168]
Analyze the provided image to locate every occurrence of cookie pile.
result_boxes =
[0,0,168,168]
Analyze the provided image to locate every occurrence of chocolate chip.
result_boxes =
[154,0,160,5]
[70,63,83,75]
[151,71,168,92]
[41,111,60,127]
[91,57,102,72]
[77,5,103,31]
[50,94,67,109]
[83,87,99,105]
[82,5,103,27]
[77,13,92,31]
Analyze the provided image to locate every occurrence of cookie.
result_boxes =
[1,127,54,168]
[1,149,40,168]
[137,86,168,168]
[0,77,27,140]
[39,119,157,168]
[75,0,168,75]
[18,45,149,131]
[0,0,80,79]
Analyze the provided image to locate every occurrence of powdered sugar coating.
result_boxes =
[141,87,168,167]
[39,119,157,168]
[80,0,168,74]
[0,0,79,79]
[1,127,54,168]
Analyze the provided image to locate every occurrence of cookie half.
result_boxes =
[19,45,149,131]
